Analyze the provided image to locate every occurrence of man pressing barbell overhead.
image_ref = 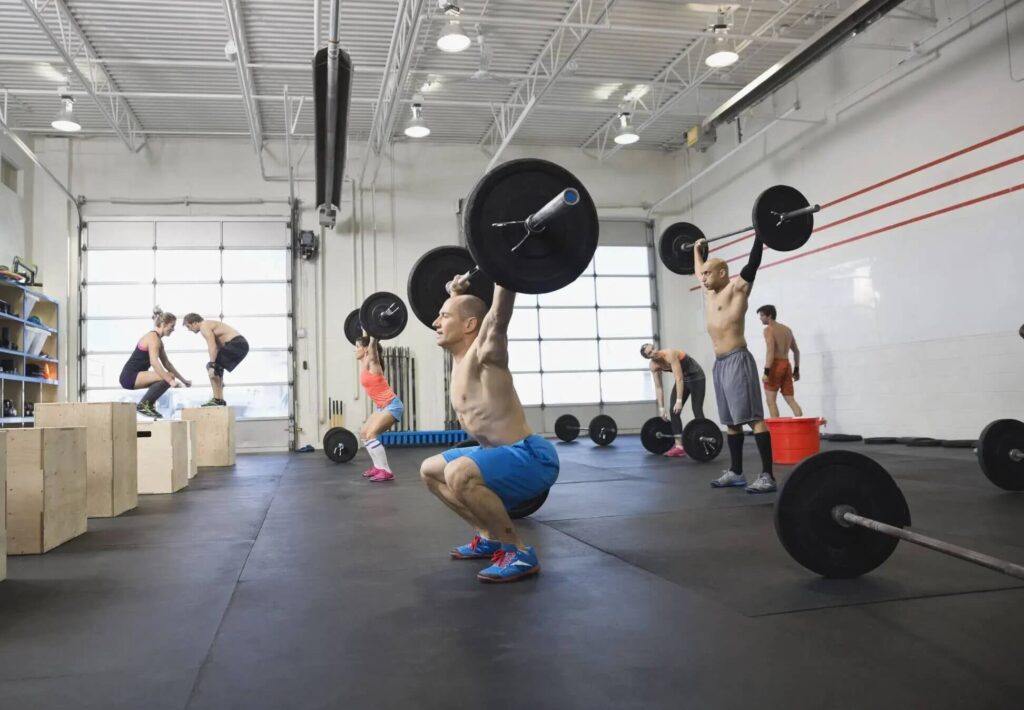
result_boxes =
[182,314,249,407]
[419,275,558,584]
[640,343,706,457]
[693,235,776,494]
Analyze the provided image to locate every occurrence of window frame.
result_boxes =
[78,217,294,422]
[506,226,659,407]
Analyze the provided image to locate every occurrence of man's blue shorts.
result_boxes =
[374,396,404,422]
[441,434,559,509]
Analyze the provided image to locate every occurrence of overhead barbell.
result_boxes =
[660,184,820,275]
[775,450,1024,580]
[343,292,410,345]
[406,159,600,329]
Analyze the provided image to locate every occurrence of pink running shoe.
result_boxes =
[664,446,688,458]
[369,469,395,482]
[362,467,378,478]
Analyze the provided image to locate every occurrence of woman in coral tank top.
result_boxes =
[355,335,405,482]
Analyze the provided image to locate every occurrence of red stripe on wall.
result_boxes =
[688,181,1024,291]
[689,124,1024,254]
[719,154,1024,268]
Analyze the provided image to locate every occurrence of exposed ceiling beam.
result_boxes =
[588,0,815,161]
[18,0,146,152]
[360,0,429,186]
[436,13,804,44]
[479,0,620,171]
[0,54,745,92]
[222,0,264,155]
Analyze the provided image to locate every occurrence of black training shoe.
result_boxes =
[136,402,160,418]
[201,398,227,407]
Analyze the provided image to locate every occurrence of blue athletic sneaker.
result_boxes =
[450,534,501,560]
[477,545,541,583]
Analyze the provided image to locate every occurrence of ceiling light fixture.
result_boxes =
[705,12,739,68]
[613,112,639,145]
[50,91,81,133]
[404,96,431,138]
[436,2,471,53]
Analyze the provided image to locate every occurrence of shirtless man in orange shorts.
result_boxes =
[757,305,803,418]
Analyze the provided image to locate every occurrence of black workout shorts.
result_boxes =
[214,336,249,374]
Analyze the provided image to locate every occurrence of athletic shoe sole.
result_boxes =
[477,565,541,583]
[450,550,496,560]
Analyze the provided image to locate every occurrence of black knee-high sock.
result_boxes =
[727,433,744,475]
[754,431,774,479]
[143,380,171,405]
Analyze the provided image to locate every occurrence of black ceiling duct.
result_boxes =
[704,0,908,128]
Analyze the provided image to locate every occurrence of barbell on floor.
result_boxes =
[659,185,819,275]
[976,418,1024,491]
[640,417,724,462]
[775,450,1024,580]
[554,414,618,447]
[323,426,359,463]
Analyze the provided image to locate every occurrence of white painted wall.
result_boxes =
[31,135,675,448]
[0,132,34,266]
[655,0,1024,439]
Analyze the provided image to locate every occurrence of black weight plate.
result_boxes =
[324,427,358,463]
[407,246,495,329]
[641,416,674,454]
[940,439,976,449]
[554,414,580,442]
[658,222,707,275]
[977,419,1024,491]
[864,437,899,445]
[906,437,941,447]
[344,308,362,345]
[359,291,407,340]
[682,418,723,462]
[588,415,617,446]
[752,185,813,252]
[822,434,863,442]
[508,489,549,519]
[464,159,598,294]
[774,450,911,578]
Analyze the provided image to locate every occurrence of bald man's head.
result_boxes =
[700,257,730,291]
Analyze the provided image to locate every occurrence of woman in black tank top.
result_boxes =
[119,310,191,418]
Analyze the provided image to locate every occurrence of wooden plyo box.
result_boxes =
[136,421,189,494]
[181,407,235,467]
[185,420,198,480]
[33,402,138,518]
[6,427,88,555]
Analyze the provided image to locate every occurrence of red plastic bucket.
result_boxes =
[765,417,825,465]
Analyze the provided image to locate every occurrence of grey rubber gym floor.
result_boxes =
[1,437,1022,709]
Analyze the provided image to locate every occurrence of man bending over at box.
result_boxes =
[419,275,559,583]
[182,314,249,407]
